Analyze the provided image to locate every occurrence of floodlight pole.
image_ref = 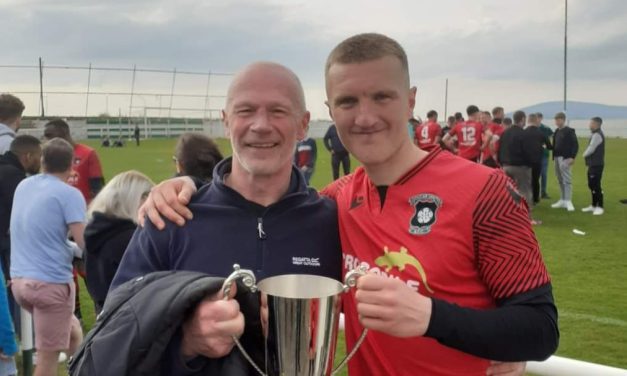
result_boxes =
[563,0,568,112]
[39,57,45,118]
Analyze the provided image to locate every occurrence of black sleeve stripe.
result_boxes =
[473,171,551,299]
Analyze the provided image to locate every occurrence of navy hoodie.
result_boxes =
[111,158,342,375]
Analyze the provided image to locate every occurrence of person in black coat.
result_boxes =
[524,113,552,204]
[84,170,155,314]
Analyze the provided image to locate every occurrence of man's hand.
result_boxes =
[180,285,245,359]
[355,274,432,337]
[486,361,526,376]
[564,158,575,166]
[138,176,197,229]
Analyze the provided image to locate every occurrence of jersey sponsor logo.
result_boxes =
[292,256,320,267]
[343,250,434,294]
[375,246,434,293]
[349,196,364,210]
[408,193,442,235]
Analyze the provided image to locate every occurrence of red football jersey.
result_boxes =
[322,148,549,376]
[415,121,442,149]
[448,120,482,160]
[68,143,103,203]
[481,122,502,162]
[489,123,505,162]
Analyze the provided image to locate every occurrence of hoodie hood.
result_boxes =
[84,212,136,255]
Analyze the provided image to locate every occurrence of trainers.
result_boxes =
[581,205,595,212]
[541,193,550,199]
[565,201,575,212]
[551,200,565,208]
[531,219,543,225]
[593,207,604,215]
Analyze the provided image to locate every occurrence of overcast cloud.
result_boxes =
[1,0,626,119]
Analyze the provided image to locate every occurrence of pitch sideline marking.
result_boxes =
[561,311,627,328]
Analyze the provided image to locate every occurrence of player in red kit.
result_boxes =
[44,119,104,203]
[141,35,557,376]
[414,110,441,149]
[443,105,483,162]
[321,33,557,376]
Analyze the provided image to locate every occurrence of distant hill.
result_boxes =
[512,101,627,119]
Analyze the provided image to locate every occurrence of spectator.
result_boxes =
[134,124,141,146]
[499,111,534,208]
[10,138,85,376]
[323,123,350,180]
[0,94,25,154]
[524,113,552,205]
[550,112,578,212]
[581,117,605,215]
[84,170,155,314]
[294,136,317,185]
[44,118,105,322]
[0,135,40,376]
[537,113,553,199]
[101,136,111,148]
[0,267,17,376]
[173,132,223,184]
[0,135,42,282]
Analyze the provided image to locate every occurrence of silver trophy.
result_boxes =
[222,264,368,376]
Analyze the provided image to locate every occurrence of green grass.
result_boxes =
[61,137,626,374]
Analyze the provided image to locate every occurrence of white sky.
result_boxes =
[1,0,626,119]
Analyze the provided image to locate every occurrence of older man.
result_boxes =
[111,62,342,375]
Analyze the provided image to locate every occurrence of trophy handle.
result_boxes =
[332,264,369,375]
[221,264,267,376]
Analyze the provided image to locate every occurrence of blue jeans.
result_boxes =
[540,155,549,195]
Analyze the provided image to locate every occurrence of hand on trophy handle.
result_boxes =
[180,285,245,359]
[221,264,267,376]
[332,264,369,375]
[355,274,432,338]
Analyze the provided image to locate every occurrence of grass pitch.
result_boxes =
[68,136,626,373]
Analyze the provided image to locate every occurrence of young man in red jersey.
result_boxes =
[414,110,441,149]
[442,105,483,161]
[140,34,557,376]
[480,111,502,168]
[43,119,104,204]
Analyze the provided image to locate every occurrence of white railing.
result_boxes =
[527,356,627,375]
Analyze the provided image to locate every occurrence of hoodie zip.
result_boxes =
[256,217,267,240]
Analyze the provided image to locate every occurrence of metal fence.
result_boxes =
[1,59,234,120]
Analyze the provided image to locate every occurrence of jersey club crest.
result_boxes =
[408,193,442,235]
